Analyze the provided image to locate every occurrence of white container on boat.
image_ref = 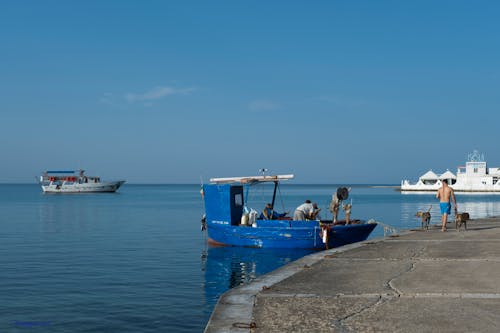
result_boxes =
[240,214,249,226]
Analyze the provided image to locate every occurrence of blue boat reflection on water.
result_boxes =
[201,246,314,305]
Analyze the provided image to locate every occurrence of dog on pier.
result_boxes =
[455,212,470,231]
[415,206,432,230]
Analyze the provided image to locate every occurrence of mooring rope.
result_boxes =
[368,219,399,237]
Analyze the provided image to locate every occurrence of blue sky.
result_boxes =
[1,1,499,183]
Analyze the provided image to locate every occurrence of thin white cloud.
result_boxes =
[125,86,196,103]
[315,94,367,108]
[100,85,196,108]
[99,92,114,105]
[248,99,280,112]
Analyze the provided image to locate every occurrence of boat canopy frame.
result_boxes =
[209,174,294,184]
[210,174,293,211]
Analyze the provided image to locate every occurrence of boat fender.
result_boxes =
[322,228,328,244]
[241,213,249,226]
[249,209,258,227]
[320,224,334,249]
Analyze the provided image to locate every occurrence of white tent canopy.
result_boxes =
[439,170,457,180]
[419,170,439,180]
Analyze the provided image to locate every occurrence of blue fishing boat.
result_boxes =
[201,174,377,249]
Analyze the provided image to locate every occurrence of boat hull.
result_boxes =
[41,180,125,193]
[206,220,377,249]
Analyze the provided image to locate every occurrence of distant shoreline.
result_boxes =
[0,183,402,187]
[369,185,400,189]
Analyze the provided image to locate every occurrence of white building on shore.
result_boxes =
[401,151,500,192]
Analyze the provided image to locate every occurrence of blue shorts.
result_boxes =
[440,202,451,215]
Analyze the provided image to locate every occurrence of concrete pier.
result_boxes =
[205,217,500,332]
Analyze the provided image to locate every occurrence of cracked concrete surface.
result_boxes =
[205,219,500,332]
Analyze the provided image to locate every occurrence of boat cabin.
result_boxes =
[203,175,294,226]
[40,170,101,185]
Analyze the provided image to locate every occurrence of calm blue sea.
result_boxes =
[2,184,500,332]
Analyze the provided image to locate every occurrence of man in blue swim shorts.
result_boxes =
[440,202,451,215]
[436,179,457,231]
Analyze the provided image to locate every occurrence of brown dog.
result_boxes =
[416,206,432,230]
[455,212,470,231]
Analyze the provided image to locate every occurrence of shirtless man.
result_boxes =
[329,193,340,223]
[436,179,457,231]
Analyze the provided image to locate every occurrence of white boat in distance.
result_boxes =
[401,150,500,192]
[40,170,125,193]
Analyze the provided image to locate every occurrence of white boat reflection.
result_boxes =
[401,196,500,230]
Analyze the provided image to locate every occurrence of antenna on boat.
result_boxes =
[259,168,268,177]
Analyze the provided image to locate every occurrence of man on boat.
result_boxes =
[293,200,320,221]
[329,187,350,223]
[260,203,288,220]
[312,202,321,220]
[436,179,457,232]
